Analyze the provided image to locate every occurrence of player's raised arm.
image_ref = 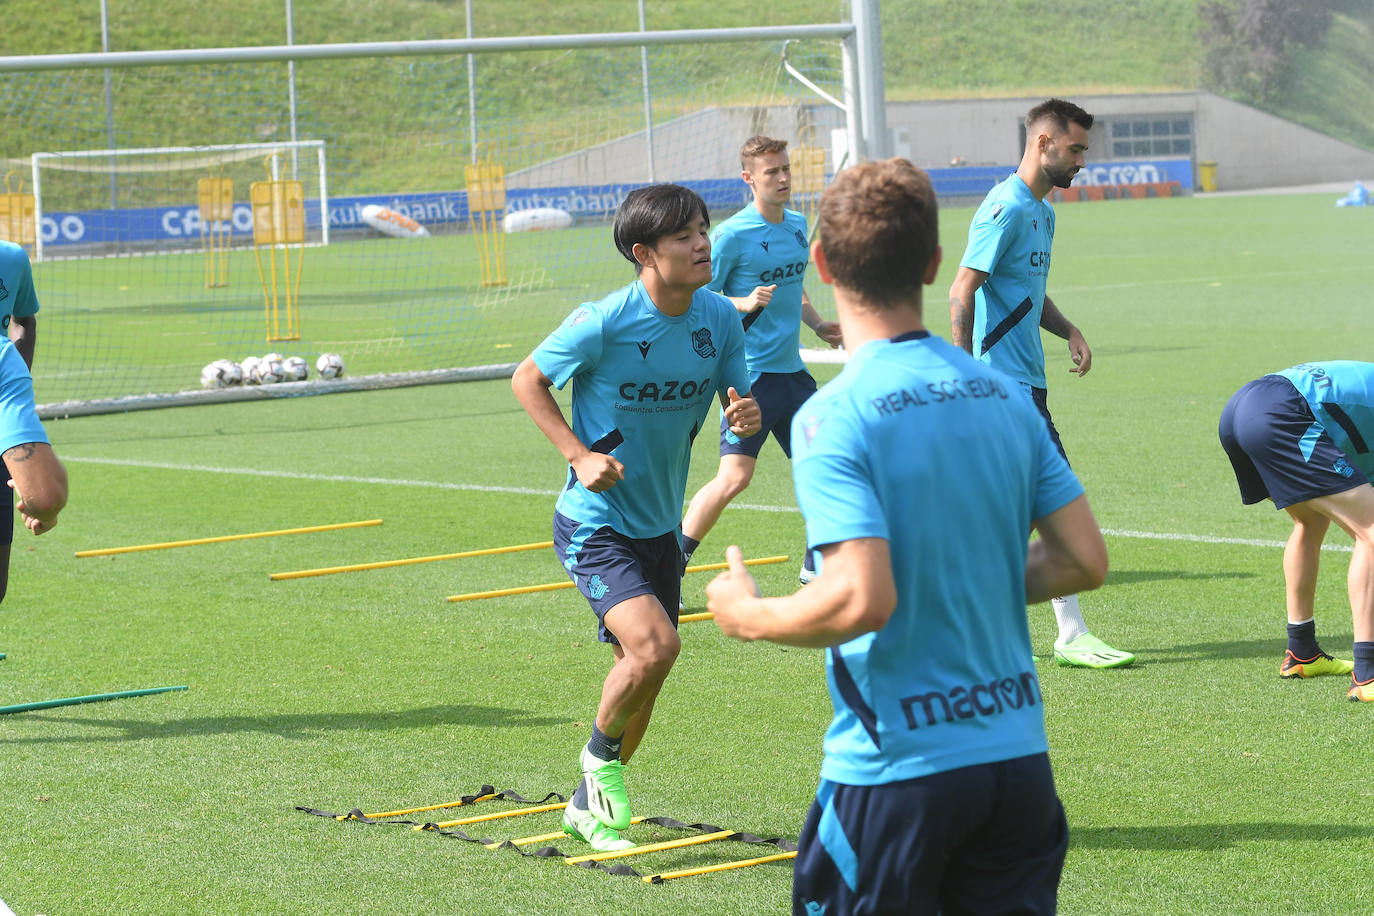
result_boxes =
[510,356,623,492]
[948,266,988,354]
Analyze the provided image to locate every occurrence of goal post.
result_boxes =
[0,20,872,414]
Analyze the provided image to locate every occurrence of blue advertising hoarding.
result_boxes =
[33,159,1191,248]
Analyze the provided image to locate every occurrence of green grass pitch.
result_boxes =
[1,192,1371,914]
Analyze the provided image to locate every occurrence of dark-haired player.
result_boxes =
[949,98,1133,668]
[512,183,759,851]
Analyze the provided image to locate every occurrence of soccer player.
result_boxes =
[947,97,1134,669]
[707,158,1108,914]
[1218,361,1374,701]
[0,240,63,604]
[680,136,842,588]
[511,184,759,852]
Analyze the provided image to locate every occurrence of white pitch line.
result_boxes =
[62,455,1353,552]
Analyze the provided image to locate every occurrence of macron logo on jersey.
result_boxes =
[900,670,1041,730]
[637,340,651,359]
[760,240,770,251]
[0,277,8,302]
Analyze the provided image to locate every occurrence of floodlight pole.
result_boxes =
[639,0,657,183]
[286,0,300,177]
[100,0,117,209]
[851,0,888,160]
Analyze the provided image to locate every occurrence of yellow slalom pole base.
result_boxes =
[75,519,383,557]
[271,540,553,581]
[564,829,737,865]
[417,800,567,831]
[643,850,798,883]
[446,555,789,603]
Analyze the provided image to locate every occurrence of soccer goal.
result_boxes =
[0,21,867,414]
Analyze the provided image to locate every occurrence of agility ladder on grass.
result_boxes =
[296,783,797,882]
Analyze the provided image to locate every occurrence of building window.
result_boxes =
[1104,114,1193,160]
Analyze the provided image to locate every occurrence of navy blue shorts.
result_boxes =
[1219,375,1369,510]
[552,512,683,645]
[1022,384,1068,465]
[792,753,1067,916]
[720,370,817,460]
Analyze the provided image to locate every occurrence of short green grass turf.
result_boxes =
[1,192,1372,914]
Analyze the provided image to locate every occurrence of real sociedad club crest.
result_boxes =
[567,306,591,326]
[692,327,716,359]
[801,412,824,445]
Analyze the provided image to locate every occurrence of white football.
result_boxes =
[262,351,285,364]
[241,356,262,384]
[316,352,345,379]
[282,355,309,381]
[200,360,230,389]
[254,355,285,384]
[217,359,244,387]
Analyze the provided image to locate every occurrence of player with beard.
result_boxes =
[948,98,1134,669]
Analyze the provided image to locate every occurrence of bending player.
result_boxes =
[708,158,1107,913]
[1218,361,1374,700]
[948,98,1134,669]
[512,184,759,851]
[680,136,842,589]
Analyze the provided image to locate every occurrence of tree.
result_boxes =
[1197,0,1340,102]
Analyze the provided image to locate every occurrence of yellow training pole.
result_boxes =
[446,555,789,603]
[488,815,649,849]
[678,612,714,624]
[642,850,798,883]
[339,792,501,821]
[416,800,567,831]
[564,829,736,865]
[270,540,553,581]
[75,519,383,557]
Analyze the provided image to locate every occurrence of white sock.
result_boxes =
[1052,594,1088,645]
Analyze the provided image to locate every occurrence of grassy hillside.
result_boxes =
[0,0,1369,178]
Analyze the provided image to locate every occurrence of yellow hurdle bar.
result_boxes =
[416,800,567,831]
[75,520,383,557]
[488,815,649,849]
[271,540,553,581]
[564,829,736,865]
[339,792,501,821]
[643,850,798,883]
[447,555,789,603]
[678,612,714,624]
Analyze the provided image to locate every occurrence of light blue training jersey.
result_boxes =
[707,205,810,378]
[790,331,1083,787]
[0,340,48,454]
[1273,361,1374,482]
[533,280,751,539]
[0,241,41,329]
[960,174,1054,388]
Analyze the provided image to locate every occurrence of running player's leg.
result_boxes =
[1279,503,1351,676]
[681,453,756,560]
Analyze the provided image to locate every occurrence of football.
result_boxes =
[217,359,244,387]
[200,360,232,389]
[316,352,345,379]
[254,355,285,384]
[241,355,262,384]
[282,355,309,381]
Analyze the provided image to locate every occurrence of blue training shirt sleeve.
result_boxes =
[707,226,735,295]
[960,200,1018,275]
[791,397,888,549]
[531,304,605,390]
